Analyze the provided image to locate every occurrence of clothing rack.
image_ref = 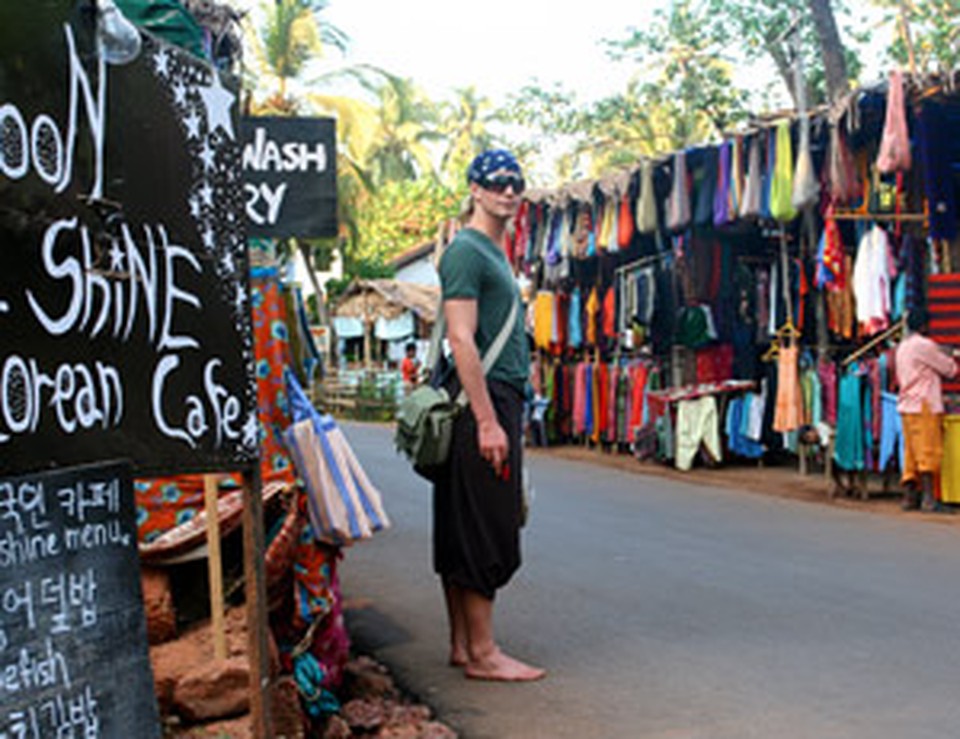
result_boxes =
[831,212,927,222]
[841,318,905,367]
[614,251,668,277]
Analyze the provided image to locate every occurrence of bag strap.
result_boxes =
[424,295,520,407]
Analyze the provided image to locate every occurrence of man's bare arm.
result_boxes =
[445,298,508,474]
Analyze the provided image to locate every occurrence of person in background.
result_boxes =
[433,149,545,682]
[896,307,960,512]
[400,341,420,393]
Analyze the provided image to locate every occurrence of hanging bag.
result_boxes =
[394,296,519,480]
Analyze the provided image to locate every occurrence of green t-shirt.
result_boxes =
[438,228,528,391]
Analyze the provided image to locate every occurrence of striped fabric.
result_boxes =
[928,274,960,393]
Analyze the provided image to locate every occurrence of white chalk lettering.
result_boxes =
[0,26,105,197]
[152,355,243,448]
[24,219,200,348]
[0,356,123,442]
[244,181,288,226]
[243,127,328,172]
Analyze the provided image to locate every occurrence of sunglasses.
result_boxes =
[481,173,525,195]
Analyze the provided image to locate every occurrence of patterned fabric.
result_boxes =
[135,268,297,543]
[467,148,521,184]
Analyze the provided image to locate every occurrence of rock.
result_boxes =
[383,703,431,727]
[343,656,398,700]
[419,721,458,739]
[321,714,352,739]
[173,657,251,723]
[341,697,386,732]
[141,566,177,645]
[270,676,307,738]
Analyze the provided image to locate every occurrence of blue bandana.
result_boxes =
[467,149,521,185]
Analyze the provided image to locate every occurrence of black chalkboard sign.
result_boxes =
[0,2,257,477]
[241,116,338,238]
[0,460,160,737]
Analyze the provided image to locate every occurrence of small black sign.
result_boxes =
[241,116,338,238]
[0,460,160,738]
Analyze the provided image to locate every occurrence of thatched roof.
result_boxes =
[333,279,440,323]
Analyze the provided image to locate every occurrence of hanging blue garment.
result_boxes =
[569,288,583,349]
[834,364,865,471]
[879,391,905,473]
[726,396,764,458]
[760,128,774,220]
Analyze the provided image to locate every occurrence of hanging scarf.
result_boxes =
[729,136,745,216]
[713,140,732,226]
[636,160,658,234]
[792,114,819,210]
[694,147,717,226]
[760,128,774,220]
[827,122,859,205]
[618,190,636,248]
[876,69,912,174]
[666,150,691,232]
[770,120,797,222]
[739,135,762,219]
[607,190,620,253]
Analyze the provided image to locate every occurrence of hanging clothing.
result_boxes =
[852,225,893,336]
[568,288,583,349]
[878,391,904,474]
[667,151,691,232]
[739,135,762,218]
[834,365,866,471]
[676,396,721,471]
[770,120,797,222]
[773,344,803,432]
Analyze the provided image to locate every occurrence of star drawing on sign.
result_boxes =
[200,181,214,206]
[221,251,235,274]
[153,47,170,77]
[203,226,216,251]
[108,240,125,272]
[183,107,202,140]
[242,412,259,449]
[173,80,188,107]
[200,140,216,171]
[189,195,202,219]
[197,70,236,140]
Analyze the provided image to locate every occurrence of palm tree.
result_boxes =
[437,86,497,188]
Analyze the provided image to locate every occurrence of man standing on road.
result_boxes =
[433,150,545,682]
[896,307,959,512]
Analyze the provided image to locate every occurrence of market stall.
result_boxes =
[512,71,960,497]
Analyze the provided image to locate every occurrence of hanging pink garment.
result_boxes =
[572,362,588,435]
[876,70,912,173]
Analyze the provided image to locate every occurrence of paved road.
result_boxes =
[339,421,960,739]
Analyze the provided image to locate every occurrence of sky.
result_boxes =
[320,0,651,106]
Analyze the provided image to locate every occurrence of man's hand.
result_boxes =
[477,418,509,477]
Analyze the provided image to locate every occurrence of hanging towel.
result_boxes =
[739,135,762,218]
[876,69,912,174]
[770,120,797,222]
[667,151,691,231]
[636,160,658,234]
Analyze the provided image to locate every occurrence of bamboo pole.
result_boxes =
[242,467,272,737]
[203,474,227,661]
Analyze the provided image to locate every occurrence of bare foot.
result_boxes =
[464,648,545,682]
[449,647,468,667]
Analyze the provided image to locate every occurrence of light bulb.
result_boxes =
[96,0,142,65]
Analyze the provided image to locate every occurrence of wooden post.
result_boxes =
[242,467,272,737]
[203,474,227,661]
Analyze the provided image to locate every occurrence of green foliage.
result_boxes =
[878,0,960,75]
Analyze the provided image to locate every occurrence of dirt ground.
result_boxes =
[531,444,960,526]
